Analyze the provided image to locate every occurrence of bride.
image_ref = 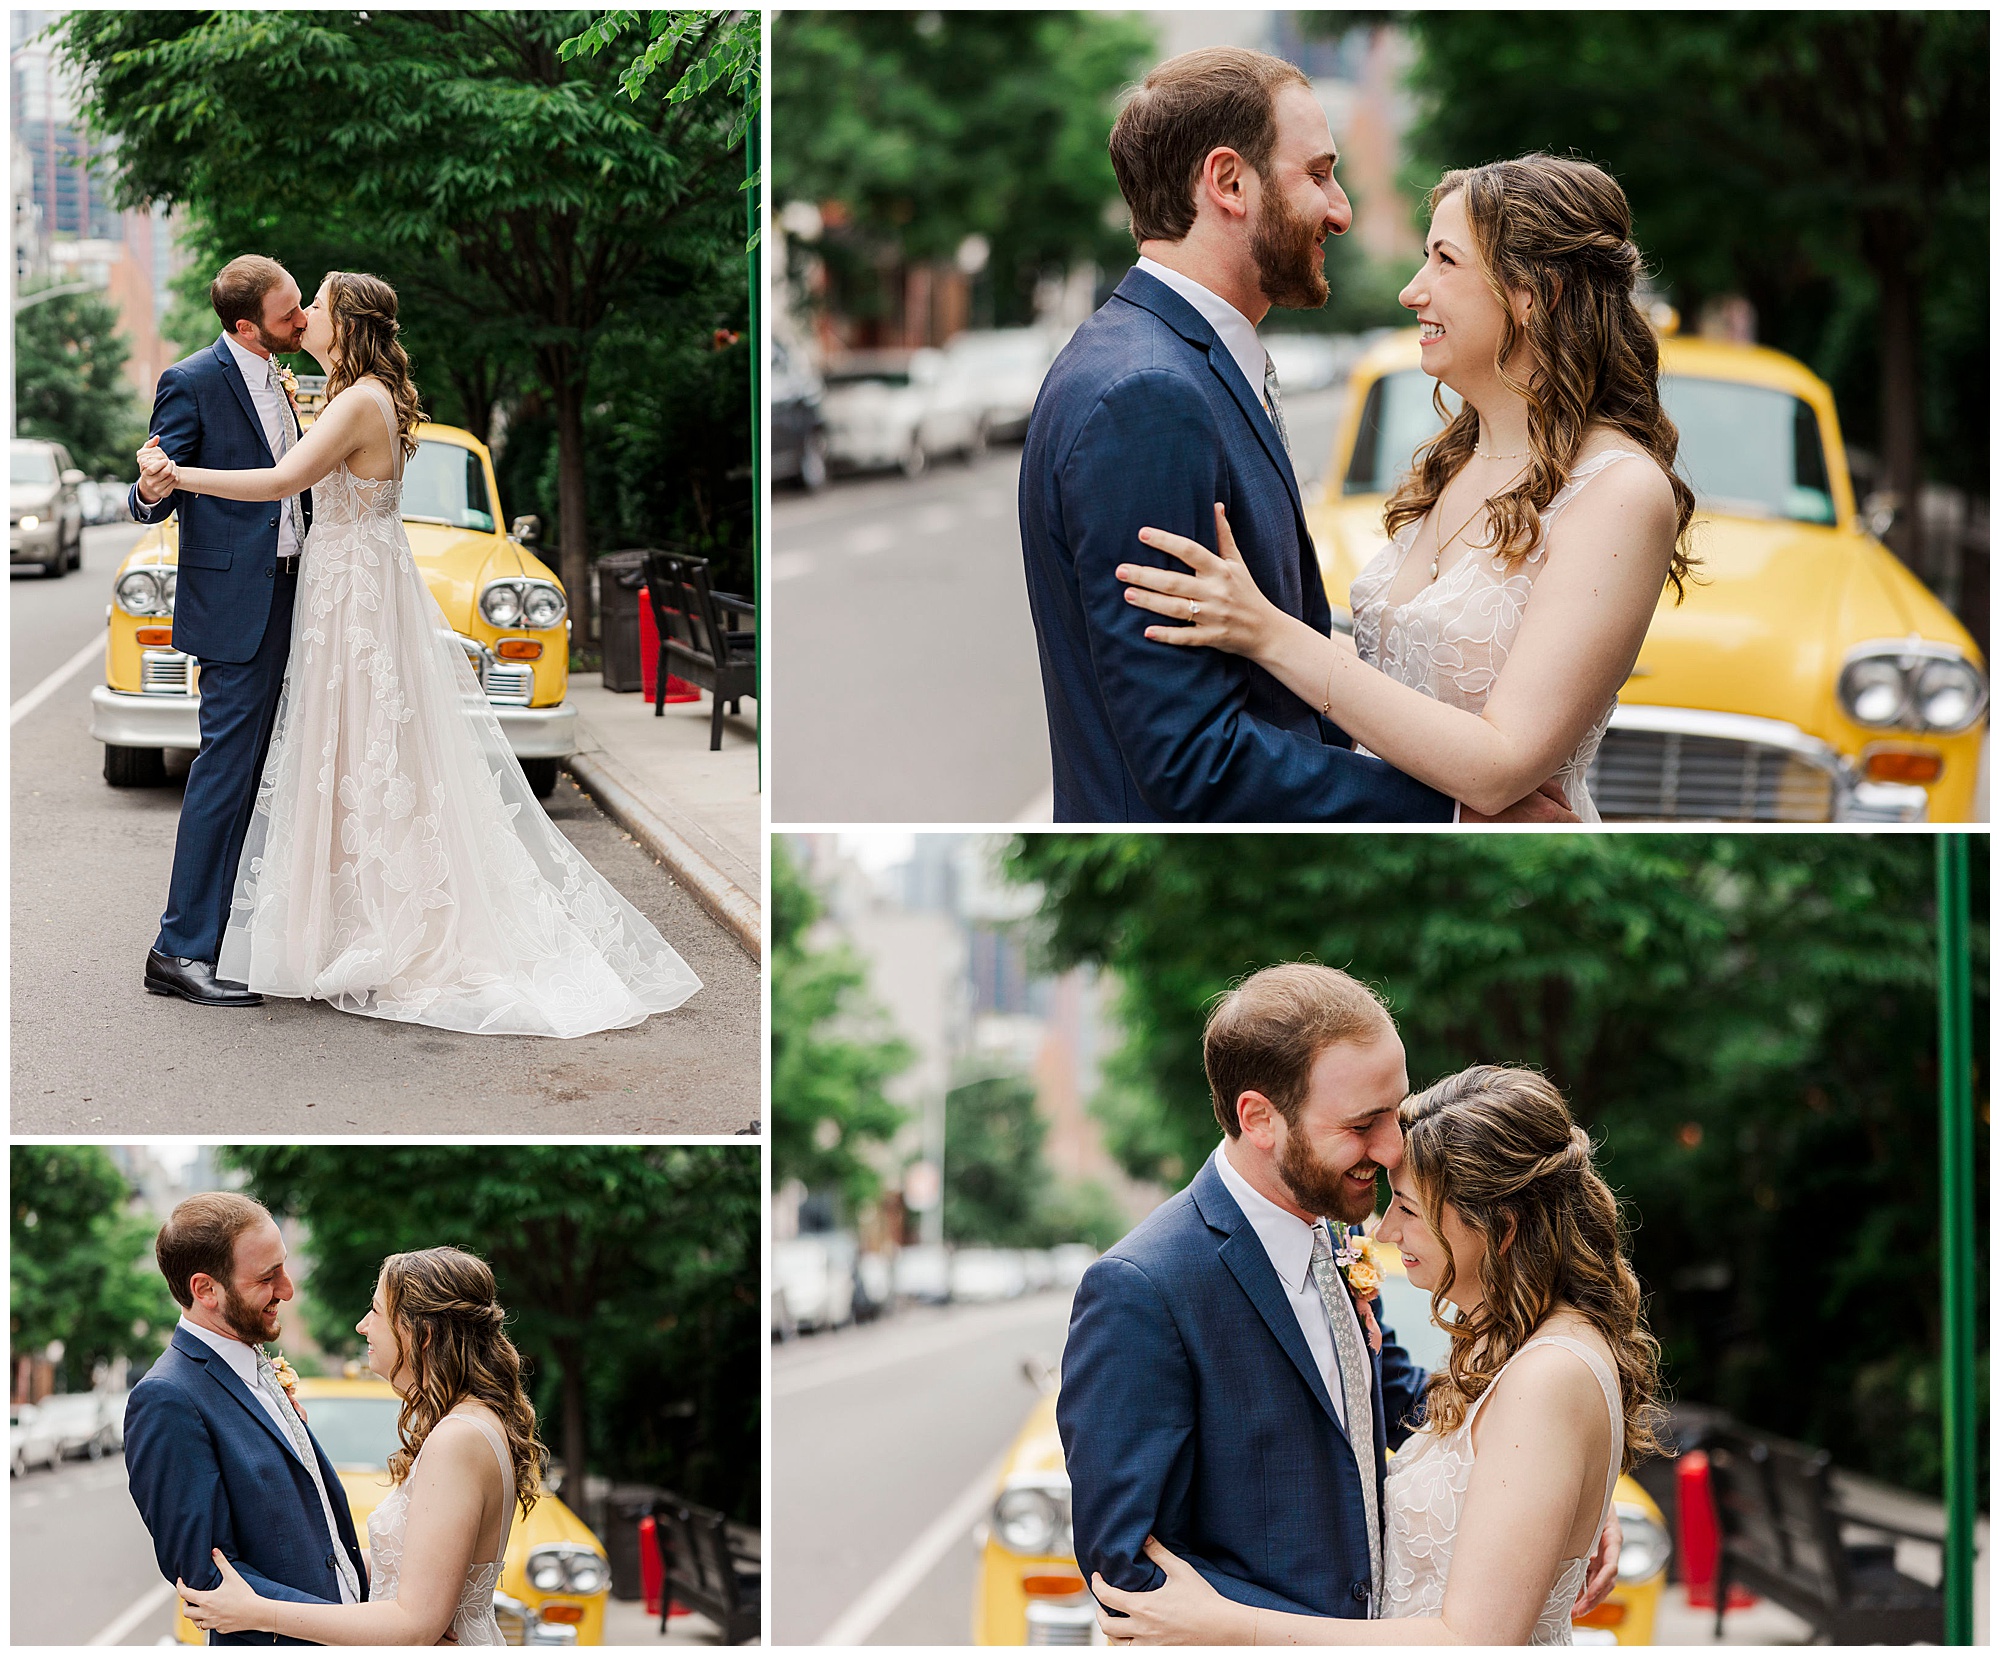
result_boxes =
[139,272,700,1036]
[178,1247,542,1644]
[1092,1066,1665,1645]
[1117,155,1695,820]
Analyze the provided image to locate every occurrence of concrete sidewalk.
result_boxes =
[563,671,762,959]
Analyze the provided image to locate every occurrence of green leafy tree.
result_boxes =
[771,838,909,1210]
[11,1147,177,1393]
[1008,833,1987,1496]
[1386,10,1990,537]
[775,10,1155,327]
[943,1074,1047,1245]
[59,9,749,634]
[224,1145,760,1521]
[13,289,147,478]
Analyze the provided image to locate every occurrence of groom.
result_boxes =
[125,1192,367,1645]
[1021,49,1566,824]
[1059,963,1619,1623]
[130,255,313,1008]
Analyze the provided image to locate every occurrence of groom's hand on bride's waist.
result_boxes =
[1459,776,1578,825]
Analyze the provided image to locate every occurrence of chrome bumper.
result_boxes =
[1590,706,1927,823]
[90,686,578,762]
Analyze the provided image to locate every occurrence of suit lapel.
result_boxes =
[175,1327,304,1466]
[1193,1161,1349,1441]
[210,334,278,466]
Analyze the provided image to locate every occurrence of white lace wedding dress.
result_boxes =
[1349,450,1643,822]
[368,1409,515,1645]
[216,382,702,1036]
[1379,1333,1624,1645]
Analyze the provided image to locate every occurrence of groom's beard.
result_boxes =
[1253,187,1330,311]
[1278,1130,1380,1224]
[220,1285,281,1345]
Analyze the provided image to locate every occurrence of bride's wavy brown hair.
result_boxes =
[1382,155,1697,600]
[380,1247,544,1514]
[1399,1065,1666,1471]
[323,270,422,460]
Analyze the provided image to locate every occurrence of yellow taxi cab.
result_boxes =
[1309,328,1987,821]
[91,381,576,797]
[173,1374,610,1646]
[972,1240,1670,1645]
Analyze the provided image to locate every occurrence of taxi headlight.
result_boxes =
[19,514,39,530]
[116,569,170,616]
[1613,1507,1671,1584]
[161,570,177,608]
[564,1556,607,1595]
[1838,644,1988,734]
[524,1543,608,1596]
[521,582,567,630]
[480,580,525,627]
[992,1483,1070,1557]
[526,1551,568,1592]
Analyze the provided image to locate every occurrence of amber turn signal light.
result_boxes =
[1022,1574,1088,1599]
[538,1602,586,1624]
[1863,746,1944,785]
[1574,1601,1627,1629]
[495,638,543,660]
[135,626,175,647]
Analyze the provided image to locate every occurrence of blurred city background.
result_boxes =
[770,10,1990,824]
[772,830,1987,1645]
[12,1142,760,1646]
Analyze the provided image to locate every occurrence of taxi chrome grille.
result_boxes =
[493,1597,529,1646]
[140,650,196,696]
[483,662,535,705]
[1588,725,1837,821]
[1025,1601,1098,1645]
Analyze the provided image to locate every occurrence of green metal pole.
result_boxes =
[748,49,762,790]
[1938,833,1976,1644]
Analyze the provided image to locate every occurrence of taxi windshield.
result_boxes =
[1343,367,1837,526]
[402,440,495,532]
[304,1393,401,1470]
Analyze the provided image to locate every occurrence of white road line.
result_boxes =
[88,1579,175,1646]
[816,1450,1006,1646]
[11,636,104,726]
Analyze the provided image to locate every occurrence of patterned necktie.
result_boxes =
[1310,1223,1382,1610]
[256,1350,360,1603]
[1263,352,1293,460]
[268,364,305,550]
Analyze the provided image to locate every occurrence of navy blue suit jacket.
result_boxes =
[128,336,313,665]
[125,1327,368,1645]
[1058,1154,1428,1620]
[1019,268,1452,822]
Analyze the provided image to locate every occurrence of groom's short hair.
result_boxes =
[157,1191,273,1308]
[210,255,291,334]
[1109,47,1312,245]
[1205,963,1394,1136]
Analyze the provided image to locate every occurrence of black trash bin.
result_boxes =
[604,1484,661,1602]
[597,550,649,692]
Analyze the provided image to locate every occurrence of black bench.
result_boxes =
[1708,1425,1944,1642]
[651,1494,760,1644]
[642,550,756,749]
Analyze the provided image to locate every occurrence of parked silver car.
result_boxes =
[940,327,1062,443]
[10,1403,60,1476]
[822,348,984,478]
[11,438,85,576]
[35,1391,120,1460]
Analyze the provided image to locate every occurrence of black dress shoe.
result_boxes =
[145,950,264,1007]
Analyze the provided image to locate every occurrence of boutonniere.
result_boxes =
[265,1348,308,1421]
[1331,1229,1385,1354]
[274,363,301,414]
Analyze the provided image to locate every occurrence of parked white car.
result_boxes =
[36,1392,119,1460]
[821,349,985,478]
[1048,1243,1099,1289]
[950,1247,1028,1303]
[773,1234,856,1333]
[892,1242,952,1305]
[941,327,1062,442]
[10,1404,60,1476]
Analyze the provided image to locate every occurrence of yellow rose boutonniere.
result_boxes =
[1331,1229,1384,1354]
[265,1350,307,1422]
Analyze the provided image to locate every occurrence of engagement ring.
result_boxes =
[1189,600,1200,621]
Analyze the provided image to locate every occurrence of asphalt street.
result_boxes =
[771,1291,1077,1645]
[11,523,760,1131]
[12,1450,179,1645]
[770,386,1348,824]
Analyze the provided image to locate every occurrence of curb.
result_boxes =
[564,752,762,962]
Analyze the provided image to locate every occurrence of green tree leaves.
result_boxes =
[11,1147,177,1394]
[13,288,148,479]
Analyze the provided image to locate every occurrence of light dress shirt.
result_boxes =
[176,1316,359,1602]
[1211,1142,1370,1432]
[220,332,304,562]
[1135,256,1276,420]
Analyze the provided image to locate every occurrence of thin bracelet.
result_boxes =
[1321,654,1336,719]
